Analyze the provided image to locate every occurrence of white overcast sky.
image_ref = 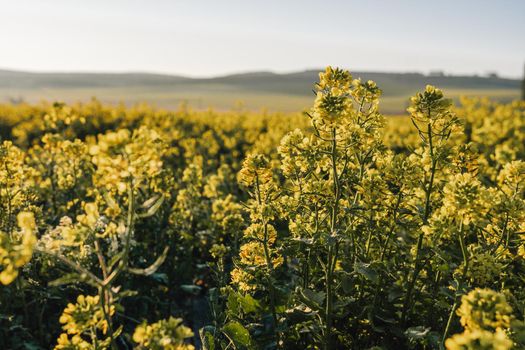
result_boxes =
[0,0,524,78]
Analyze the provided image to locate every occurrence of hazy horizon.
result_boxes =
[1,0,524,79]
[0,66,523,81]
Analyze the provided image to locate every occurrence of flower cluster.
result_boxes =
[446,289,515,350]
[231,154,281,294]
[89,127,168,196]
[132,317,194,350]
[445,328,512,350]
[455,246,504,287]
[237,153,273,189]
[27,134,92,217]
[408,85,460,131]
[0,212,37,285]
[440,173,489,226]
[55,295,116,350]
[456,288,513,331]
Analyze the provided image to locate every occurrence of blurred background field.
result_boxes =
[0,69,520,114]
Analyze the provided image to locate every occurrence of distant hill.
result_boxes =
[0,69,190,88]
[0,68,521,113]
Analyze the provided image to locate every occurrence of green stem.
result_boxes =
[442,221,467,345]
[442,299,458,345]
[101,183,135,286]
[254,172,278,340]
[402,122,436,324]
[372,194,403,313]
[35,247,104,286]
[379,193,402,262]
[99,286,117,350]
[262,222,277,329]
[324,127,341,350]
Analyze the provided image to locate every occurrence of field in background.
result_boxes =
[0,69,521,114]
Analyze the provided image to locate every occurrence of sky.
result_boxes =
[0,0,524,78]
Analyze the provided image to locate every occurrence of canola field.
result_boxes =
[1,67,525,349]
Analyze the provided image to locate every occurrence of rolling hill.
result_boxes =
[0,69,521,113]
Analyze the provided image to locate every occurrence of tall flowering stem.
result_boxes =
[402,86,461,323]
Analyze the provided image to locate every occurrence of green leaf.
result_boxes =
[238,293,259,314]
[285,306,317,325]
[291,237,314,245]
[200,326,216,350]
[225,290,260,315]
[128,246,169,276]
[150,272,169,284]
[354,261,379,283]
[387,286,404,302]
[22,342,45,350]
[298,288,326,311]
[107,251,125,271]
[227,291,240,315]
[117,290,138,299]
[138,194,164,218]
[223,321,252,348]
[405,326,430,340]
[48,273,81,287]
[181,284,202,295]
